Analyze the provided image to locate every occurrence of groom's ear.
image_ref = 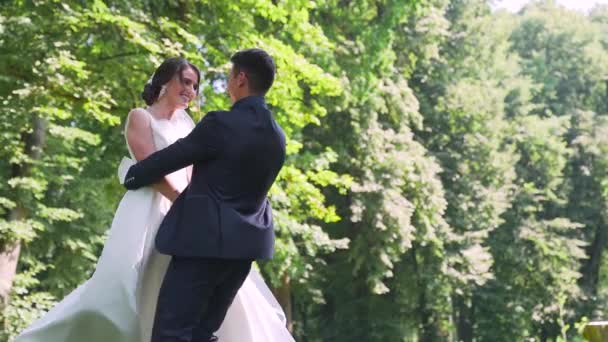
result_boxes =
[236,71,248,88]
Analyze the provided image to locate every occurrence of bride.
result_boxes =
[15,57,294,342]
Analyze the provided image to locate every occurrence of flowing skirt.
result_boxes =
[16,185,293,342]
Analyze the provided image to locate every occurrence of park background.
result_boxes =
[2,0,608,341]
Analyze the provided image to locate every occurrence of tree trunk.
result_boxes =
[0,209,24,308]
[0,116,46,309]
[274,274,293,332]
[0,244,20,307]
[455,295,474,342]
[581,224,607,297]
[412,244,444,341]
[539,326,548,342]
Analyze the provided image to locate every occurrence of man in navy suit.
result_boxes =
[123,48,285,342]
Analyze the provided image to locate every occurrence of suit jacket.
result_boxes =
[123,96,286,259]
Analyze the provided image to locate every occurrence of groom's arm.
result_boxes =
[123,111,223,190]
[126,109,182,201]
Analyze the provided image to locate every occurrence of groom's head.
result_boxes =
[227,48,276,104]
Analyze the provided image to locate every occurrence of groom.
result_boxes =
[123,48,285,342]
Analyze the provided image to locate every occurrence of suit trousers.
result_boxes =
[151,256,252,342]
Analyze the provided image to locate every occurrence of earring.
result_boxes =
[158,85,167,99]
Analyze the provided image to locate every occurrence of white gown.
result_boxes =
[15,109,294,342]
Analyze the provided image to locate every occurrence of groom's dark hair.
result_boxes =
[230,48,276,95]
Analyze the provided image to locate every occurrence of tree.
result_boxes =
[0,1,348,339]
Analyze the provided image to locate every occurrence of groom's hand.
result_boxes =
[123,166,140,190]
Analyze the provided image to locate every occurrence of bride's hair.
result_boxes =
[141,57,201,106]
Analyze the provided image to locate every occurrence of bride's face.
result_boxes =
[165,66,199,109]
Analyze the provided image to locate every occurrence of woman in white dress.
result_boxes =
[15,57,294,342]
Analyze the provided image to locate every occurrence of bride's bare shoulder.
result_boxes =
[127,107,150,121]
[126,108,151,128]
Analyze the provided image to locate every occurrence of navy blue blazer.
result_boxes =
[123,96,286,260]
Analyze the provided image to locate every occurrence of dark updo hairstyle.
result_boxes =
[141,57,201,106]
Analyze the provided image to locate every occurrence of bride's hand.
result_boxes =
[151,181,181,202]
[167,189,180,202]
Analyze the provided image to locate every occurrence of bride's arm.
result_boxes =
[125,109,180,202]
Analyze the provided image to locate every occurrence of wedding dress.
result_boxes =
[15,109,294,342]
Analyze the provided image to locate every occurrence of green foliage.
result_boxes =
[0,0,348,339]
[2,0,608,341]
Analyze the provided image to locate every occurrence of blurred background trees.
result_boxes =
[2,0,608,340]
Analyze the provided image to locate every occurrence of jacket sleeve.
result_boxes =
[123,111,223,190]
